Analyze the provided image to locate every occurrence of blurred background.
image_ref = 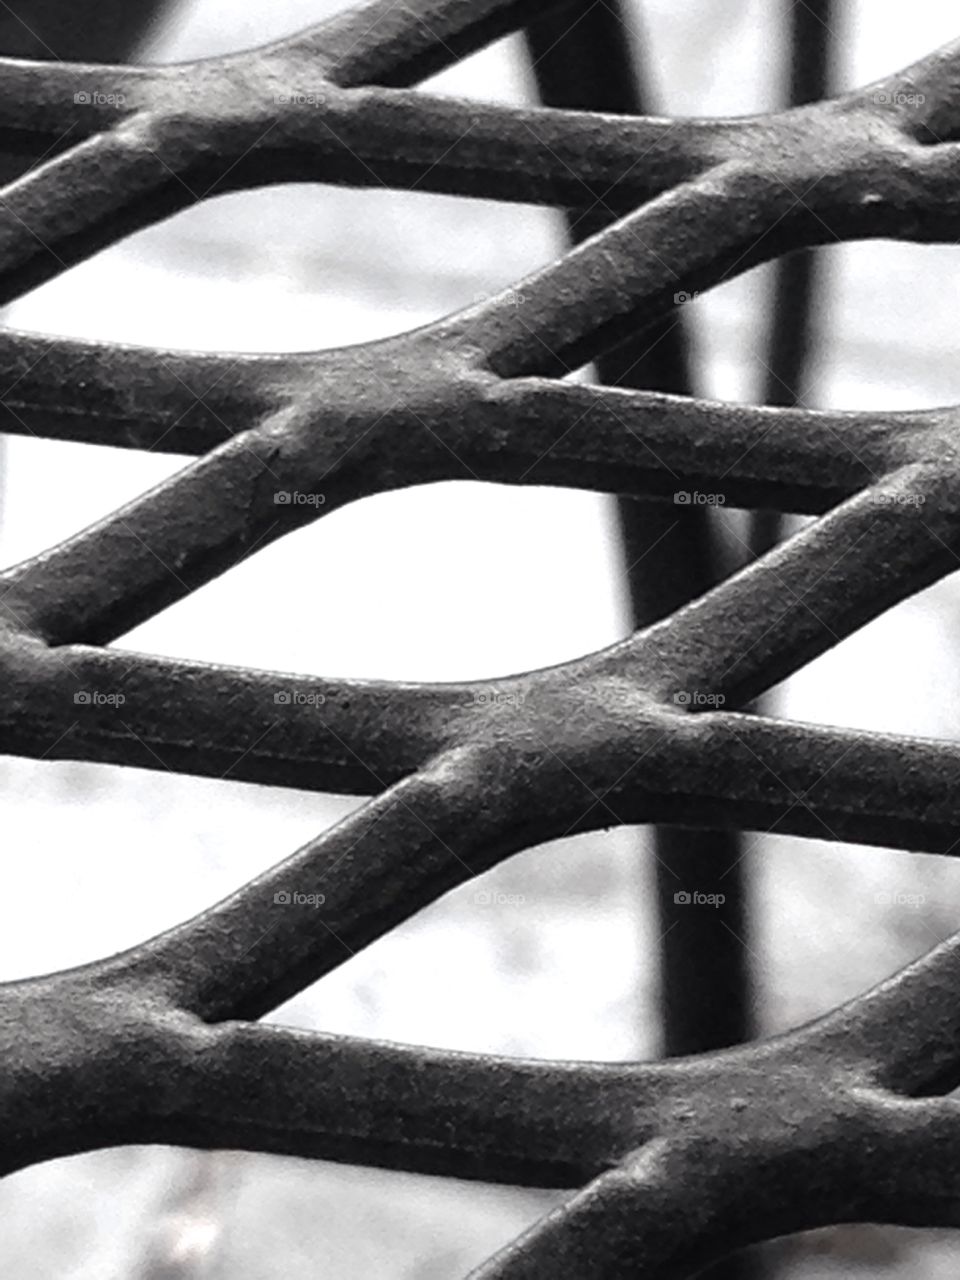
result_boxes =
[3,0,960,1275]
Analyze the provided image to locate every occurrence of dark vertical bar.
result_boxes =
[524,9,757,1276]
[750,0,835,558]
[523,7,753,1055]
[751,15,837,1276]
[745,20,837,1276]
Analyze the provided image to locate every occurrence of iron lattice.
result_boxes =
[3,1,960,1274]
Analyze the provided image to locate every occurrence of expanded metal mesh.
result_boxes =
[3,0,960,1274]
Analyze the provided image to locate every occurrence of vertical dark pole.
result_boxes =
[524,8,757,1275]
[750,0,835,559]
[523,7,754,1056]
[746,8,834,1275]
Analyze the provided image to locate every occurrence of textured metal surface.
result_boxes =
[523,1,754,1073]
[3,0,960,1275]
[748,0,834,564]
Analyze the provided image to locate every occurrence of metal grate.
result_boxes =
[3,0,960,1273]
